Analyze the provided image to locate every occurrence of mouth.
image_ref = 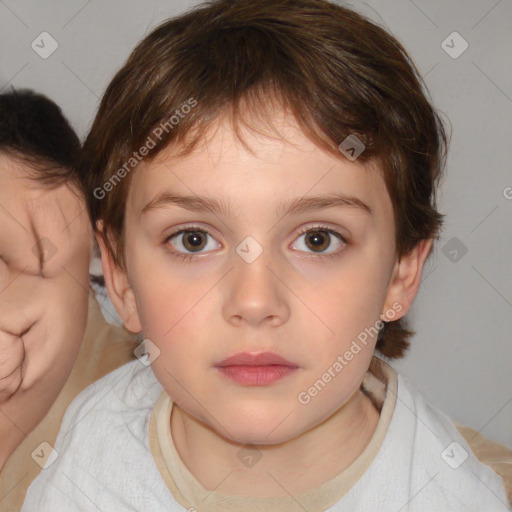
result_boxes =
[214,352,299,386]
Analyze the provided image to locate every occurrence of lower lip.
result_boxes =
[216,365,298,385]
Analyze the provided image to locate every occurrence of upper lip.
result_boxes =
[215,352,298,368]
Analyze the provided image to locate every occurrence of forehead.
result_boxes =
[127,109,393,224]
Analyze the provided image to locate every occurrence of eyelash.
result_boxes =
[163,224,348,263]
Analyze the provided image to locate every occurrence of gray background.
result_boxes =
[0,0,510,448]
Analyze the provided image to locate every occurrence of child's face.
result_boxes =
[107,109,425,444]
[0,155,91,405]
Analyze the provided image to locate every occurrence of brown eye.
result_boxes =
[305,230,330,252]
[291,226,346,256]
[181,231,207,252]
[165,228,221,258]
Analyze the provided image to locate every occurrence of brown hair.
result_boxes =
[81,0,448,359]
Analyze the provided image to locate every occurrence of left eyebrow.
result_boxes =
[141,191,372,217]
[277,193,372,216]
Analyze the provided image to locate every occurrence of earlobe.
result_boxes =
[381,239,433,320]
[95,229,142,333]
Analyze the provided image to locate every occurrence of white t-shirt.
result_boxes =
[21,358,509,512]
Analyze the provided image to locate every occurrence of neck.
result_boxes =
[170,388,380,497]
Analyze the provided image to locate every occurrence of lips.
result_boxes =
[215,352,298,368]
[214,352,299,386]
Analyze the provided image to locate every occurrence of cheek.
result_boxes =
[134,269,214,352]
[131,242,219,333]
[146,302,212,407]
[303,261,388,344]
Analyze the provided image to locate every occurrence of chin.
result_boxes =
[215,409,301,446]
[224,427,292,447]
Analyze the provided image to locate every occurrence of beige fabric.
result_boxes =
[456,422,512,505]
[0,293,138,512]
[149,356,398,512]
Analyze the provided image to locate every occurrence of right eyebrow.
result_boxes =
[141,191,372,217]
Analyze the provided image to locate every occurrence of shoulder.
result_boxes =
[379,369,509,510]
[57,359,162,431]
[47,359,164,462]
[21,361,175,511]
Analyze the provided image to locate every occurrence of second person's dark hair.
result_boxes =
[0,88,81,187]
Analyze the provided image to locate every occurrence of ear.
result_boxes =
[381,238,433,321]
[95,221,142,333]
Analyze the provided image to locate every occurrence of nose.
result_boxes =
[222,245,290,328]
